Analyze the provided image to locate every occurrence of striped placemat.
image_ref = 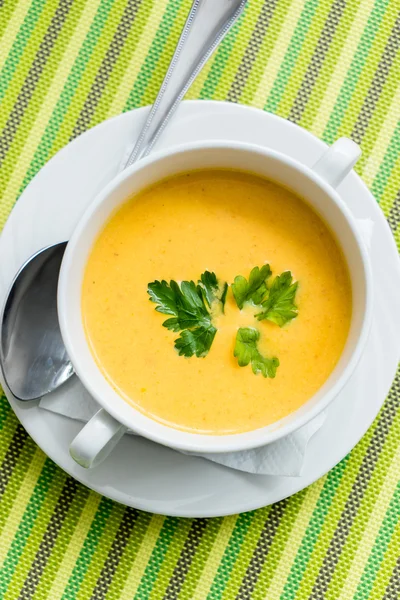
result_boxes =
[0,0,399,598]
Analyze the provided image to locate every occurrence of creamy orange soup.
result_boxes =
[82,170,352,434]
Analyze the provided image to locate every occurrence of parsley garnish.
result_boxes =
[149,265,298,377]
[232,265,298,327]
[256,271,298,326]
[148,271,227,358]
[231,265,271,309]
[234,327,279,378]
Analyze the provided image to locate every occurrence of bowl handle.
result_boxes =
[69,408,127,468]
[312,137,361,189]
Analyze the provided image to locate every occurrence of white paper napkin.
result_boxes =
[39,376,325,476]
[39,216,373,476]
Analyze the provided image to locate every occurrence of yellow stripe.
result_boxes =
[185,54,216,100]
[369,517,400,599]
[311,0,375,138]
[395,226,400,249]
[1,0,102,220]
[192,515,238,600]
[0,0,33,74]
[251,0,305,109]
[107,0,169,117]
[0,412,19,467]
[118,514,165,598]
[361,83,400,188]
[265,476,327,600]
[337,444,400,600]
[45,492,102,599]
[0,448,46,565]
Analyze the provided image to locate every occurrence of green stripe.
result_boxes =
[351,15,400,145]
[206,511,254,599]
[295,400,399,599]
[227,0,280,103]
[0,460,60,598]
[134,517,181,598]
[0,425,28,498]
[175,518,224,600]
[282,457,350,600]
[204,0,262,102]
[386,190,400,233]
[378,154,400,219]
[371,119,400,201]
[382,548,400,600]
[199,14,243,100]
[264,0,319,113]
[336,4,398,140]
[324,409,400,598]
[0,0,47,104]
[0,0,84,193]
[0,412,19,468]
[43,0,129,150]
[28,484,90,600]
[18,0,115,201]
[250,491,307,599]
[354,483,400,600]
[18,478,80,599]
[237,500,289,599]
[123,0,185,110]
[148,518,193,599]
[84,0,154,129]
[163,519,208,598]
[0,395,12,430]
[60,496,114,599]
[149,519,193,600]
[368,518,400,600]
[322,0,390,143]
[0,0,21,39]
[0,436,38,536]
[222,508,278,599]
[275,0,335,118]
[74,503,126,600]
[102,511,153,600]
[0,394,12,425]
[89,508,140,599]
[71,0,143,139]
[288,0,347,124]
[238,0,292,106]
[297,0,360,130]
[356,50,400,174]
[0,0,58,133]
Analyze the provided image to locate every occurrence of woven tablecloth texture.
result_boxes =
[1,0,400,598]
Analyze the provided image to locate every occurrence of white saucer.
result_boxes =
[1,101,399,518]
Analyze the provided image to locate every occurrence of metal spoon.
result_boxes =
[0,0,247,401]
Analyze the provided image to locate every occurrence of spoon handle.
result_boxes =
[124,0,247,167]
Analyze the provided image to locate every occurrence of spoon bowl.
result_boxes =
[0,242,72,400]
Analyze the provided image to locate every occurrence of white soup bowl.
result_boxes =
[58,138,373,468]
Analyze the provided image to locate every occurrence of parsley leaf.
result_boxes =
[231,265,271,309]
[234,327,279,378]
[148,271,226,357]
[175,327,217,358]
[256,271,298,326]
[197,271,228,313]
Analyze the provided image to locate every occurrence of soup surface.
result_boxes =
[82,170,352,434]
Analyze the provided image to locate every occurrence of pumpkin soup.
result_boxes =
[82,170,352,434]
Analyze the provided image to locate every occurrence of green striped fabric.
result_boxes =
[0,0,399,597]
